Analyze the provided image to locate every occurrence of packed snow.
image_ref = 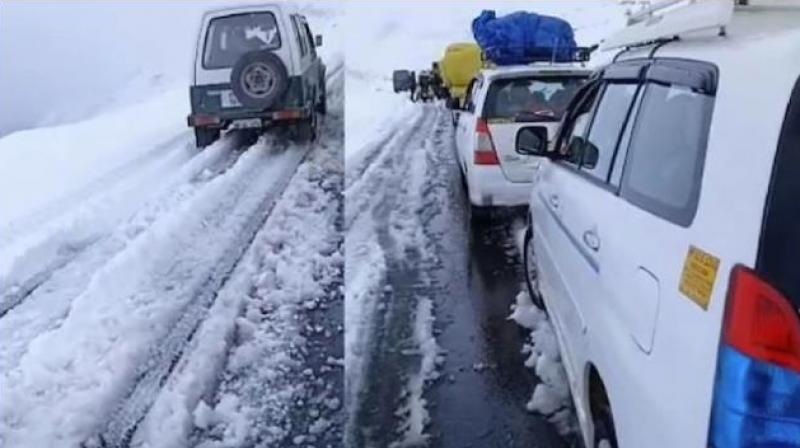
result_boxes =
[510,290,576,435]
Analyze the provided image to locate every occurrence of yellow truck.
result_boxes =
[438,43,484,107]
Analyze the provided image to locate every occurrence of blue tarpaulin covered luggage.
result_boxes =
[472,10,578,65]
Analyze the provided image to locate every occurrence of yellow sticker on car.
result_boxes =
[679,245,720,310]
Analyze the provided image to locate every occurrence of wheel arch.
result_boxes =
[584,362,617,447]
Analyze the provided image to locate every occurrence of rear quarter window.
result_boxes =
[757,75,800,311]
[203,12,281,69]
[620,82,715,226]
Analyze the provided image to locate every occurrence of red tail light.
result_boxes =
[724,265,800,373]
[192,115,221,127]
[474,118,499,166]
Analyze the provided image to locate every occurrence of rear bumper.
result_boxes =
[467,165,533,207]
[188,107,311,129]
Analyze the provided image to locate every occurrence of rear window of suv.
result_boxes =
[204,12,281,69]
[483,76,585,122]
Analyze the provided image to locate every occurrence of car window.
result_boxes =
[559,82,602,166]
[204,13,281,69]
[291,16,307,57]
[464,78,480,113]
[483,76,585,122]
[580,83,638,182]
[302,21,317,58]
[620,83,715,226]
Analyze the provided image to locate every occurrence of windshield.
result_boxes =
[203,12,281,69]
[484,76,586,122]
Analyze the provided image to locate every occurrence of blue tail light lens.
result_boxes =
[710,345,800,447]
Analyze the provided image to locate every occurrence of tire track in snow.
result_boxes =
[344,107,426,192]
[90,140,310,448]
[0,132,191,247]
[134,66,345,448]
[0,137,244,320]
[344,107,431,231]
[345,105,443,447]
[0,138,305,448]
[0,140,245,374]
[0,131,251,317]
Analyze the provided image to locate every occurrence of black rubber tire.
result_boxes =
[593,391,618,448]
[523,227,546,310]
[316,85,327,115]
[594,410,618,448]
[469,203,493,223]
[194,128,220,148]
[230,50,288,109]
[291,112,318,143]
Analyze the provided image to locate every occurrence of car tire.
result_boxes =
[316,86,327,115]
[469,203,493,223]
[594,411,618,448]
[592,388,618,448]
[230,50,289,109]
[195,128,220,148]
[523,227,546,310]
[291,112,318,143]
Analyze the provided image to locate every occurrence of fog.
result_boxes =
[0,1,256,136]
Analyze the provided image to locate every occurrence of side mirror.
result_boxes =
[581,139,600,168]
[314,35,323,47]
[515,126,549,157]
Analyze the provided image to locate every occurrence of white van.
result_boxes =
[518,1,800,446]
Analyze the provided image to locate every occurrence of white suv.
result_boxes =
[187,4,326,147]
[454,65,590,216]
[519,1,800,447]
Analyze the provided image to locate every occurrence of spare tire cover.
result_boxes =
[230,50,289,109]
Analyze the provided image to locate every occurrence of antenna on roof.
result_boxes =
[602,0,734,51]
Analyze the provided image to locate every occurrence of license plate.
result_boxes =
[220,90,242,108]
[231,118,262,129]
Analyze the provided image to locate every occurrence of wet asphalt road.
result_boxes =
[428,214,568,448]
[350,106,569,447]
[424,150,568,448]
[406,109,568,447]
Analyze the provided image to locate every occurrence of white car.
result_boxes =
[454,65,590,216]
[520,1,800,447]
[187,4,326,147]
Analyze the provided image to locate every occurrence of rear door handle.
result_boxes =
[582,229,600,252]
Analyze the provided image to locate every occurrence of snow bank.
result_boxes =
[510,290,576,435]
[0,83,188,229]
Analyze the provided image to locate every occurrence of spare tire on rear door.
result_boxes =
[231,50,289,109]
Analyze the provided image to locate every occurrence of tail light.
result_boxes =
[725,266,800,372]
[474,118,499,165]
[191,115,221,127]
[709,265,800,447]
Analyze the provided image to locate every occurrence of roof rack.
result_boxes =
[481,45,597,66]
[601,0,734,51]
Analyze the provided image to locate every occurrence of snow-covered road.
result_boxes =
[0,54,344,448]
[345,100,572,447]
